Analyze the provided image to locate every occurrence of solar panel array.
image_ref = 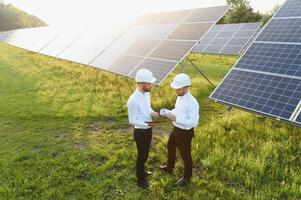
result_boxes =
[0,27,61,51]
[193,22,261,55]
[210,0,301,127]
[90,5,230,84]
[0,5,230,84]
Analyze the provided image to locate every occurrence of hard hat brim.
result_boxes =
[150,77,156,84]
[135,77,156,84]
[170,82,190,89]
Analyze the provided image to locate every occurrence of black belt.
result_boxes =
[134,127,152,132]
[173,126,194,132]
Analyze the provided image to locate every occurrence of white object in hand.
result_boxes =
[160,108,171,117]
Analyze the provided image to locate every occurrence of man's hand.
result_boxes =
[166,113,176,121]
[151,112,159,118]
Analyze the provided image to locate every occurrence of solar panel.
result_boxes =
[210,0,301,127]
[203,45,224,54]
[234,43,301,77]
[185,6,230,22]
[0,30,16,42]
[0,5,230,85]
[227,38,249,45]
[149,40,196,60]
[89,38,136,68]
[39,27,89,57]
[57,25,128,64]
[193,22,261,55]
[134,13,162,25]
[167,23,213,40]
[90,5,230,84]
[108,55,143,75]
[0,27,61,53]
[129,58,177,81]
[125,39,161,56]
[26,27,61,52]
[5,28,41,49]
[123,24,177,40]
[274,0,301,18]
[158,10,191,24]
[211,70,301,120]
[256,18,301,43]
[219,45,243,55]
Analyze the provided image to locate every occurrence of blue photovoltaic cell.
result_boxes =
[210,0,301,126]
[211,70,301,121]
[234,43,301,77]
[194,22,261,55]
[256,18,301,43]
[275,0,301,18]
[128,58,177,84]
[185,5,229,22]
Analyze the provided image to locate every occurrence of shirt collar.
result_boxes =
[178,91,190,100]
[136,88,145,97]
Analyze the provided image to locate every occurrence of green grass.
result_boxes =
[0,43,300,200]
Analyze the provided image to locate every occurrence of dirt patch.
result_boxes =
[86,121,169,137]
[87,123,101,134]
[152,127,169,146]
[113,125,132,133]
[55,134,66,141]
[90,154,108,165]
[192,165,204,178]
[86,120,132,134]
[74,143,87,150]
[153,127,169,137]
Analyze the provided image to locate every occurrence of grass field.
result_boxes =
[0,43,300,200]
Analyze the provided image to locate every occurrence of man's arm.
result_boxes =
[175,103,199,128]
[127,100,149,127]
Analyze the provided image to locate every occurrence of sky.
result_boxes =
[3,0,285,27]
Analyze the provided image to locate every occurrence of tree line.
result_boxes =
[0,2,47,31]
[219,0,280,25]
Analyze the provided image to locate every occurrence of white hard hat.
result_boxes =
[170,73,191,89]
[135,69,156,83]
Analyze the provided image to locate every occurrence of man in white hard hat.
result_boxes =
[127,69,159,189]
[160,73,199,187]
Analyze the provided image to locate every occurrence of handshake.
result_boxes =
[147,109,176,126]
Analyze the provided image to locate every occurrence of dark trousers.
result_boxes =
[167,126,194,179]
[133,128,152,181]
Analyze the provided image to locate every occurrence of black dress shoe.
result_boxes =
[137,180,150,189]
[159,165,173,174]
[174,177,190,187]
[144,171,152,177]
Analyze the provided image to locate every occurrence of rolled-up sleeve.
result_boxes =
[175,103,199,128]
[127,100,149,127]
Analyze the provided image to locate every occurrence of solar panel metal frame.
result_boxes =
[210,0,301,127]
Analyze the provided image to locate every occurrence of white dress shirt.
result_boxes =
[127,89,154,129]
[166,92,199,130]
